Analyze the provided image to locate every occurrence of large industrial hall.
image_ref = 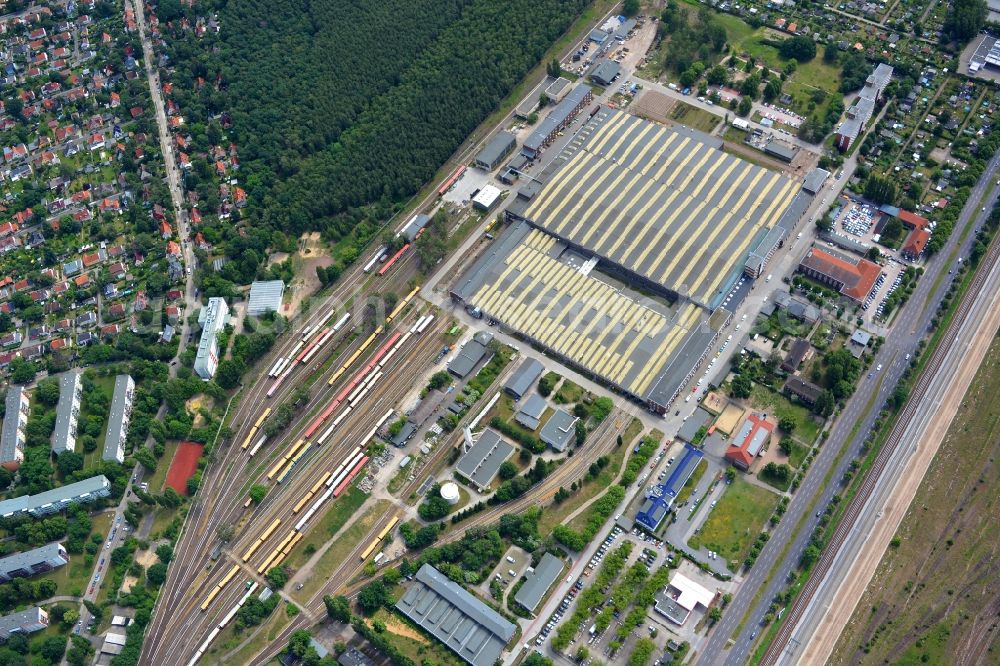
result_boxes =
[453,108,816,413]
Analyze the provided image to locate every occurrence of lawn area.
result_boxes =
[687,478,780,564]
[553,379,583,404]
[207,602,290,663]
[670,101,720,134]
[830,338,1000,664]
[297,499,391,598]
[286,486,367,568]
[82,375,115,470]
[542,418,643,535]
[371,609,463,666]
[145,440,179,493]
[36,512,114,597]
[149,506,180,540]
[749,384,821,444]
[714,11,758,46]
[781,439,808,469]
[674,458,708,505]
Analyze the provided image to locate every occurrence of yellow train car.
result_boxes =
[386,286,420,323]
[254,408,273,430]
[376,516,399,541]
[259,518,282,542]
[359,538,380,562]
[219,565,240,588]
[242,539,264,563]
[266,457,287,481]
[241,425,259,450]
[200,586,222,611]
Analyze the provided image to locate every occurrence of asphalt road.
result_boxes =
[699,150,1000,665]
[776,246,1000,664]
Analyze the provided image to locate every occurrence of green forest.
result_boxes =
[165,0,588,266]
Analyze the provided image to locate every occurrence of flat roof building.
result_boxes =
[396,564,516,666]
[338,648,377,666]
[0,475,111,518]
[835,63,893,151]
[513,552,564,613]
[0,385,29,471]
[636,443,703,531]
[724,412,774,470]
[764,138,798,162]
[0,542,68,582]
[0,607,47,639]
[515,394,547,431]
[455,429,514,491]
[503,358,544,401]
[798,246,881,303]
[540,409,577,452]
[474,132,517,172]
[508,109,800,308]
[448,334,493,378]
[400,213,431,242]
[52,370,82,455]
[450,222,720,414]
[472,185,502,212]
[677,407,712,443]
[590,59,621,86]
[194,297,229,379]
[654,573,714,625]
[246,280,284,317]
[102,375,134,464]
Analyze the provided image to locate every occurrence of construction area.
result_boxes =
[452,109,818,412]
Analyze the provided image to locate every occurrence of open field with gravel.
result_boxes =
[830,337,1000,665]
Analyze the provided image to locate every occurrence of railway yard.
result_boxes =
[50,3,998,666]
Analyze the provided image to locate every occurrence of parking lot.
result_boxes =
[861,258,906,328]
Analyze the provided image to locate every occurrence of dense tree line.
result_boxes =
[944,0,987,42]
[163,0,588,274]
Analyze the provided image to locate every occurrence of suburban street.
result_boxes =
[699,149,1000,665]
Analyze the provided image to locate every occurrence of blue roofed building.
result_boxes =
[635,443,704,531]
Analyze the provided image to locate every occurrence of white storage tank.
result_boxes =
[440,482,460,505]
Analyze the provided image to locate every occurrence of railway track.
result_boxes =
[143,267,431,662]
[152,315,447,664]
[233,407,634,665]
[760,235,1000,665]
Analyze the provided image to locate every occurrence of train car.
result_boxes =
[260,518,281,542]
[377,244,409,277]
[300,325,316,342]
[241,539,264,563]
[240,425,259,451]
[438,165,466,197]
[377,516,400,540]
[333,456,369,497]
[386,286,420,323]
[219,565,240,588]
[200,586,222,612]
[332,312,351,331]
[266,456,287,481]
[266,358,283,378]
[362,246,387,274]
[247,433,268,458]
[359,538,380,561]
[416,314,434,334]
[254,408,272,430]
[243,497,253,509]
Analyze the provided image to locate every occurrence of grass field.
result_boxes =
[830,338,1000,665]
[688,478,780,564]
[145,441,179,493]
[286,486,367,568]
[299,499,391,594]
[553,379,584,404]
[671,101,720,134]
[545,418,642,535]
[782,439,808,469]
[207,602,290,663]
[372,609,463,666]
[749,384,821,444]
[37,512,114,597]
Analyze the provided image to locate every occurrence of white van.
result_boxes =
[766,274,772,283]
[506,555,515,563]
